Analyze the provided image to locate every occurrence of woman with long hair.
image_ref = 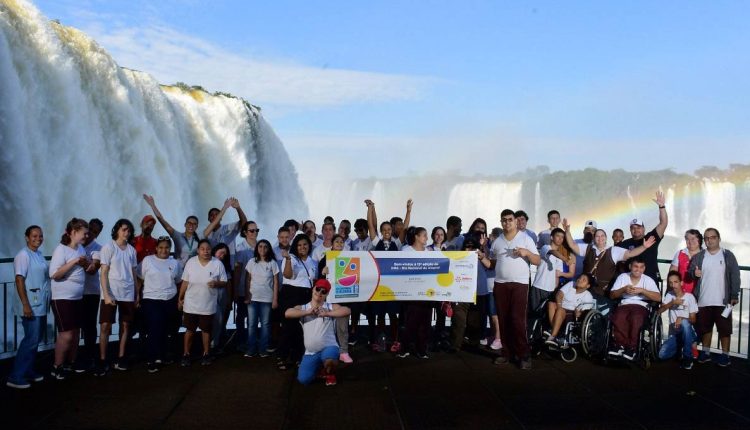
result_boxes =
[49,218,89,380]
[244,239,279,357]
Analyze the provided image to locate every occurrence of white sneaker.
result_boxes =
[339,352,354,363]
[479,337,489,346]
[490,338,502,350]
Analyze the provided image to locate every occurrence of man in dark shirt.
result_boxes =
[617,191,668,283]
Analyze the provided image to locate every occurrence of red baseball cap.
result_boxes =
[141,215,156,227]
[314,279,331,293]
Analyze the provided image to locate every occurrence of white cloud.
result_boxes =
[75,21,432,108]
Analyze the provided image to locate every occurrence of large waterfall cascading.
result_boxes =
[0,0,307,255]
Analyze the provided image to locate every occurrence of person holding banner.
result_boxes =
[490,209,540,370]
[397,227,434,359]
[277,234,318,370]
[319,235,353,363]
[285,279,350,386]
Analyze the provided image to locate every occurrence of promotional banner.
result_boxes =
[325,251,478,303]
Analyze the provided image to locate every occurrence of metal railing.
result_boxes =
[2,256,749,359]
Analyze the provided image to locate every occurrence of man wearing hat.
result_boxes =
[617,191,668,283]
[133,215,158,263]
[285,279,351,386]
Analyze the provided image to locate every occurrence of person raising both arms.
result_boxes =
[203,197,248,259]
[143,194,201,264]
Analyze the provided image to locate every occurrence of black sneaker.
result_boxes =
[396,351,410,359]
[73,359,91,374]
[621,348,636,361]
[680,358,694,370]
[200,355,213,366]
[93,360,108,377]
[147,362,160,373]
[608,346,625,357]
[114,357,129,371]
[50,365,67,380]
[180,355,191,367]
[416,352,430,359]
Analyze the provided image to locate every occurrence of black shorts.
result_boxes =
[99,300,136,324]
[696,306,732,337]
[183,313,213,332]
[52,299,83,332]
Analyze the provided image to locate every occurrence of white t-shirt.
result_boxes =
[350,237,372,251]
[698,249,726,307]
[662,292,698,324]
[49,244,86,300]
[100,241,138,301]
[245,259,279,303]
[611,272,660,308]
[138,255,182,300]
[206,221,241,256]
[591,245,627,264]
[181,256,228,315]
[83,241,102,295]
[311,244,332,262]
[490,232,539,284]
[369,236,402,251]
[282,255,318,288]
[532,245,563,292]
[311,237,323,249]
[301,302,338,354]
[559,282,595,311]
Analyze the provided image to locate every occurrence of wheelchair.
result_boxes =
[580,299,663,369]
[544,303,598,363]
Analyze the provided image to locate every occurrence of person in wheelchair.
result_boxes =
[545,273,595,348]
[658,271,698,369]
[608,257,661,361]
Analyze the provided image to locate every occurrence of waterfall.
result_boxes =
[0,0,307,255]
[699,180,738,238]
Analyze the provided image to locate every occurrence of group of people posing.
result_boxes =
[5,191,742,389]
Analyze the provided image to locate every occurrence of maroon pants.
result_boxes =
[611,304,649,349]
[493,282,530,359]
[402,302,433,355]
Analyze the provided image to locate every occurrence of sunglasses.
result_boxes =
[314,287,329,294]
[157,236,171,242]
[246,229,260,233]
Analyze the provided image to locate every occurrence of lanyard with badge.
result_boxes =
[183,233,197,257]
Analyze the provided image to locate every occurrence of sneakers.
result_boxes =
[519,358,532,370]
[493,355,509,365]
[717,353,731,367]
[200,354,213,366]
[147,362,160,373]
[544,335,558,347]
[113,357,129,371]
[259,352,271,358]
[180,355,191,367]
[680,358,694,370]
[93,360,108,377]
[6,379,31,389]
[325,373,337,386]
[73,359,92,374]
[28,372,44,382]
[348,338,358,347]
[243,352,257,358]
[416,352,430,359]
[390,341,401,353]
[542,330,552,338]
[621,348,636,361]
[396,351,410,359]
[697,351,712,364]
[50,365,67,380]
[479,337,489,346]
[490,339,502,350]
[339,352,354,363]
[608,346,625,357]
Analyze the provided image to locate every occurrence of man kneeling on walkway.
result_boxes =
[285,279,351,386]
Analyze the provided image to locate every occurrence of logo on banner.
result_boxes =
[334,257,360,298]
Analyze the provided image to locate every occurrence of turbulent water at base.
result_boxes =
[0,0,307,256]
[303,173,750,265]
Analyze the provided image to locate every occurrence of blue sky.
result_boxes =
[34,0,750,179]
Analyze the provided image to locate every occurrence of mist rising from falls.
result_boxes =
[0,0,307,255]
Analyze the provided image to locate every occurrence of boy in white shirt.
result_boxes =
[658,271,698,369]
[545,274,595,348]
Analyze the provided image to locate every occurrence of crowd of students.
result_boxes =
[5,191,742,389]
